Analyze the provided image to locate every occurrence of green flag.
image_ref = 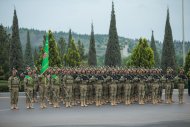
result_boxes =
[40,33,49,74]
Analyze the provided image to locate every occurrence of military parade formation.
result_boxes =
[8,66,189,110]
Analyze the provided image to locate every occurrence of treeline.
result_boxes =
[1,2,190,80]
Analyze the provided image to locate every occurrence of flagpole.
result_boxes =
[182,0,185,65]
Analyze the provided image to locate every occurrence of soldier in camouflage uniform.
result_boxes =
[38,73,47,109]
[151,70,159,104]
[24,69,34,109]
[32,68,38,103]
[51,68,61,108]
[63,70,74,108]
[95,70,103,106]
[175,68,187,104]
[123,69,132,105]
[117,70,123,103]
[8,68,20,110]
[164,68,173,104]
[157,69,163,103]
[47,68,53,105]
[187,68,190,96]
[79,70,88,107]
[88,70,96,104]
[138,70,145,105]
[110,70,117,106]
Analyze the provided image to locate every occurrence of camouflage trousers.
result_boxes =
[52,86,60,104]
[39,85,47,104]
[178,83,184,103]
[152,83,159,104]
[124,83,131,104]
[65,85,73,103]
[110,84,117,102]
[138,84,145,104]
[80,85,87,101]
[165,84,171,103]
[25,87,33,104]
[95,84,102,100]
[10,87,19,105]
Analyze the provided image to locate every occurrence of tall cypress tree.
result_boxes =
[88,23,97,66]
[0,25,10,77]
[58,37,67,65]
[10,9,23,73]
[150,30,160,67]
[33,48,39,67]
[24,30,33,67]
[78,39,85,61]
[105,2,121,66]
[67,29,72,52]
[161,8,176,72]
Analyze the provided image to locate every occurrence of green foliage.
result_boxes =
[67,29,72,52]
[150,31,160,67]
[64,38,81,67]
[184,50,190,73]
[129,38,154,68]
[88,23,97,66]
[33,48,39,67]
[78,39,85,61]
[48,30,61,67]
[0,25,10,78]
[58,37,67,65]
[24,30,33,67]
[9,9,24,73]
[161,9,177,73]
[105,2,121,67]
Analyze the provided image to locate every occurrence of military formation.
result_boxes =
[8,66,189,110]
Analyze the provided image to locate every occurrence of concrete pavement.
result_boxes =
[0,90,190,127]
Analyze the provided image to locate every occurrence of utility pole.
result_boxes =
[182,0,185,65]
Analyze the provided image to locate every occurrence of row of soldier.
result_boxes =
[8,66,188,109]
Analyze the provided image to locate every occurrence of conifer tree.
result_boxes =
[24,30,33,67]
[9,9,23,73]
[78,39,85,61]
[58,37,67,65]
[64,38,81,67]
[48,30,61,67]
[161,8,177,72]
[105,2,121,66]
[150,30,160,67]
[33,48,39,67]
[0,25,10,77]
[129,38,154,68]
[88,23,97,66]
[67,29,72,52]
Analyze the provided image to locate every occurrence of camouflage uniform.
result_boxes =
[95,74,103,106]
[110,75,117,106]
[38,74,47,108]
[24,74,34,109]
[51,71,61,108]
[79,74,88,107]
[124,76,132,105]
[88,75,96,104]
[152,78,159,104]
[175,70,187,104]
[63,73,74,108]
[138,77,145,105]
[8,69,20,109]
[32,71,39,103]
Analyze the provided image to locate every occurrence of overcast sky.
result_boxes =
[0,0,189,41]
